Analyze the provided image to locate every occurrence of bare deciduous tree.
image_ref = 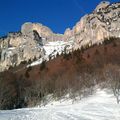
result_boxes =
[104,64,120,104]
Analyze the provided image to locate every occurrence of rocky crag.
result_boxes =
[66,1,120,49]
[0,1,120,71]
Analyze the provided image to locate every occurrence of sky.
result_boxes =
[0,0,119,36]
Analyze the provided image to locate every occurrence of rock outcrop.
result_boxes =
[0,23,64,71]
[65,1,120,49]
[21,22,64,43]
[0,31,45,71]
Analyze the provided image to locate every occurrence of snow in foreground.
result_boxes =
[0,89,120,120]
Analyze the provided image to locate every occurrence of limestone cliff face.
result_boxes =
[65,1,120,49]
[0,31,45,71]
[21,23,53,41]
[0,22,64,71]
[21,22,64,42]
[0,1,120,72]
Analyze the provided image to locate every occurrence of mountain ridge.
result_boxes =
[0,1,120,71]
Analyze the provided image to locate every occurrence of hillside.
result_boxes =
[0,37,120,109]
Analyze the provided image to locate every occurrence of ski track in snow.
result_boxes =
[0,89,120,120]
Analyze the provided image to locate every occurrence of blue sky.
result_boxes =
[0,0,119,36]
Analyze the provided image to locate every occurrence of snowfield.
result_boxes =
[29,40,73,67]
[0,89,120,120]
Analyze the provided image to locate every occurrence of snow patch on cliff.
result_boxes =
[29,40,73,67]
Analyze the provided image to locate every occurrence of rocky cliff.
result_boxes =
[68,1,120,49]
[0,22,65,71]
[0,31,45,71]
[0,1,120,72]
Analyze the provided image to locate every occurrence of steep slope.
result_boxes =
[0,37,120,109]
[66,1,120,49]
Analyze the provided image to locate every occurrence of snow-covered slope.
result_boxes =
[0,89,120,120]
[29,40,73,67]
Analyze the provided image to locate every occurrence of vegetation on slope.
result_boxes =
[0,37,120,109]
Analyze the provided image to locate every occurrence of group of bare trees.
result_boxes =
[0,64,119,110]
[0,73,17,109]
[22,69,97,107]
[104,64,120,104]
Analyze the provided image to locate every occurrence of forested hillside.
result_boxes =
[0,37,120,109]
